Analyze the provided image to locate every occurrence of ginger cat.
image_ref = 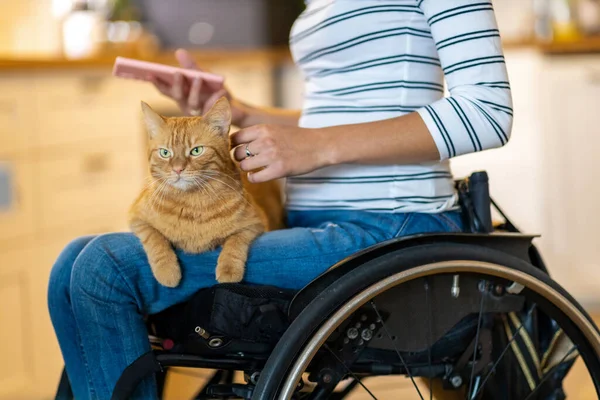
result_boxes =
[129,98,283,287]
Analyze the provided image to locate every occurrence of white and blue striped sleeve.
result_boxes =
[415,0,514,160]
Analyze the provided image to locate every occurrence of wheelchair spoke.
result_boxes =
[471,315,528,399]
[425,279,433,400]
[523,345,578,400]
[466,283,487,399]
[323,344,378,400]
[370,300,425,400]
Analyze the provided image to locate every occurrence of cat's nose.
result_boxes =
[172,166,185,175]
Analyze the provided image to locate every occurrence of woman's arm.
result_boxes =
[232,0,513,182]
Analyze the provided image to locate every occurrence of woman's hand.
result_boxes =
[150,49,247,125]
[230,124,333,183]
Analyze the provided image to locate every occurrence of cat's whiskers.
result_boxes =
[201,170,239,184]
[140,175,163,192]
[193,176,227,204]
[149,178,170,211]
[145,177,166,205]
[200,174,252,207]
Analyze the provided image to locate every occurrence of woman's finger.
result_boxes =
[247,166,281,183]
[175,48,199,70]
[240,153,269,172]
[187,77,203,111]
[232,141,259,161]
[230,126,261,148]
[149,75,172,96]
[202,89,229,114]
[171,72,185,101]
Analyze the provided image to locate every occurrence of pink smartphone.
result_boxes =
[112,56,225,90]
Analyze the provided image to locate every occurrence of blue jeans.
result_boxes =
[48,209,463,399]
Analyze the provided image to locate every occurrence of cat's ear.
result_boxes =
[141,101,166,139]
[203,97,232,136]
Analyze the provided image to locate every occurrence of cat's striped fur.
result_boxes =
[129,98,281,287]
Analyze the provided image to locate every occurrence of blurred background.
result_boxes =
[0,0,599,398]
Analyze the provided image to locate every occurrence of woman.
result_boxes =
[48,1,513,398]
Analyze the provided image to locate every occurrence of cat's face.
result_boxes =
[141,98,233,191]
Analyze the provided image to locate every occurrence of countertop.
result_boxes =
[1,38,599,72]
[0,47,293,71]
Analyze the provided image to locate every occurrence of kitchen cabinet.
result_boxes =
[536,54,600,303]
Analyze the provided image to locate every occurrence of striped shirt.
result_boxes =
[285,0,513,213]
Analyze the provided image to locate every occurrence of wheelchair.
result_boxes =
[55,171,600,400]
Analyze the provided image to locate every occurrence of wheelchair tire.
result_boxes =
[252,243,600,399]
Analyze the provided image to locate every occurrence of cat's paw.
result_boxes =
[152,259,182,288]
[215,255,245,283]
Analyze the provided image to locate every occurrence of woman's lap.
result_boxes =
[55,210,462,313]
[48,209,463,399]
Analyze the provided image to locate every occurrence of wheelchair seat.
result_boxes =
[54,171,600,400]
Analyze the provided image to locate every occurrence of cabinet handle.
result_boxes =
[0,100,17,116]
[82,153,110,174]
[587,69,600,84]
[79,76,106,93]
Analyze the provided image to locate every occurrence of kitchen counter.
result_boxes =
[0,47,293,71]
[2,36,600,71]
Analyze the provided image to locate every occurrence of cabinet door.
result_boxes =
[0,76,35,156]
[0,157,36,241]
[0,247,34,399]
[538,55,600,301]
[37,139,144,233]
[34,72,141,148]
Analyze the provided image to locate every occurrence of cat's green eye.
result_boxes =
[190,146,204,157]
[158,148,171,159]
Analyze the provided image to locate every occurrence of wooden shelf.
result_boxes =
[3,36,600,72]
[0,47,293,71]
[538,36,600,55]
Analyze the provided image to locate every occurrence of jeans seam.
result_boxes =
[69,240,101,400]
[73,241,142,398]
[437,212,462,232]
[74,321,97,399]
[393,213,414,238]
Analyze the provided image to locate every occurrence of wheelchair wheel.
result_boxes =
[253,243,600,399]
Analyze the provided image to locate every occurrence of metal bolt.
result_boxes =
[361,328,373,341]
[369,323,376,330]
[347,327,359,340]
[322,374,332,384]
[208,337,223,348]
[478,280,487,293]
[495,284,504,295]
[451,275,460,298]
[361,314,367,321]
[343,337,350,344]
[450,375,463,388]
[195,326,209,339]
[250,371,260,385]
[355,322,362,329]
[358,339,364,346]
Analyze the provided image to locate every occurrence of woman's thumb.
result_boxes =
[175,49,198,70]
